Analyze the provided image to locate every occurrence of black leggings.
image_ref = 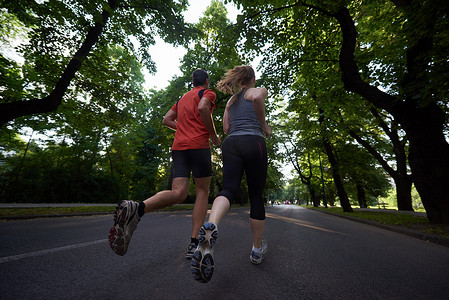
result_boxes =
[217,135,268,220]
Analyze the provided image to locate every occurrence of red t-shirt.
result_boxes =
[170,87,216,150]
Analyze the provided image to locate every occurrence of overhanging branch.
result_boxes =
[0,0,119,127]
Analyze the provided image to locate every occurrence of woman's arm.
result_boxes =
[223,106,230,134]
[246,87,271,137]
[223,95,238,134]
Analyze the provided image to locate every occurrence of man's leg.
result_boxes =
[142,177,189,213]
[185,148,213,258]
[191,176,211,240]
[108,177,189,256]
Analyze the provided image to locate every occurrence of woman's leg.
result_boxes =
[208,196,230,226]
[249,218,265,248]
[243,136,268,249]
[211,136,244,225]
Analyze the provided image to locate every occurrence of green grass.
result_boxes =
[311,206,428,225]
[0,203,210,218]
[0,206,116,217]
[309,206,449,238]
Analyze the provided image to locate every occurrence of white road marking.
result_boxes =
[0,239,108,264]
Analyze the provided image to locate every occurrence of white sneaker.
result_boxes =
[250,237,267,264]
[191,222,218,283]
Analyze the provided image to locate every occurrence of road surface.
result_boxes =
[1,205,448,299]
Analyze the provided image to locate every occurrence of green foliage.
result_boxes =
[0,0,192,117]
[4,0,444,211]
[0,140,122,203]
[226,0,442,209]
[0,0,257,204]
[0,0,194,203]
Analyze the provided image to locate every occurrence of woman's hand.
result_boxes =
[262,123,271,138]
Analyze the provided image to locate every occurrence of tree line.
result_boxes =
[1,0,448,224]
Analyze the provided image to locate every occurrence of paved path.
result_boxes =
[1,205,448,299]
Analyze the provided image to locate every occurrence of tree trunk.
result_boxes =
[288,150,320,207]
[345,110,414,211]
[319,109,353,212]
[394,174,413,211]
[334,6,449,224]
[356,184,367,208]
[398,104,449,223]
[307,185,320,207]
[321,137,352,212]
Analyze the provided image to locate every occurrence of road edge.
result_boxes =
[309,208,449,248]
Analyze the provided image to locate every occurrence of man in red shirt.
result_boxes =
[108,69,221,257]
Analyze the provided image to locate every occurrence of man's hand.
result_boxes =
[211,134,221,146]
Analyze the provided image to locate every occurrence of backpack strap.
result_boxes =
[199,89,215,111]
[175,96,182,107]
[176,89,210,109]
[198,89,207,99]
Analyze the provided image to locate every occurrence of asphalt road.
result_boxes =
[1,205,448,299]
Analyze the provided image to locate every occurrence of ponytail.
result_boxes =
[216,66,255,95]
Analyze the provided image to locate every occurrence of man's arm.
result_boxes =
[162,109,177,130]
[198,97,221,145]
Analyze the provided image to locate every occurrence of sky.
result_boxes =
[0,1,241,90]
[143,0,241,90]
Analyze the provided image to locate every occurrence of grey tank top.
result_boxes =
[228,89,264,137]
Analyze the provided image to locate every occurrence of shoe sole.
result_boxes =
[108,200,130,256]
[250,254,263,264]
[191,223,217,283]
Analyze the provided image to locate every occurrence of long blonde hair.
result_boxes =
[216,66,255,95]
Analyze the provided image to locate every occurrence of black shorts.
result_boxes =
[171,148,212,178]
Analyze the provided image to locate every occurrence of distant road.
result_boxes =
[1,205,448,299]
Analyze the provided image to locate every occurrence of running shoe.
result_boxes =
[250,237,267,264]
[191,222,218,283]
[108,200,141,256]
[185,242,198,259]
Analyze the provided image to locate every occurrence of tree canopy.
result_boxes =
[230,0,449,223]
[1,0,448,224]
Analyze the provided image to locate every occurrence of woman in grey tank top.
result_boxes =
[191,66,271,283]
